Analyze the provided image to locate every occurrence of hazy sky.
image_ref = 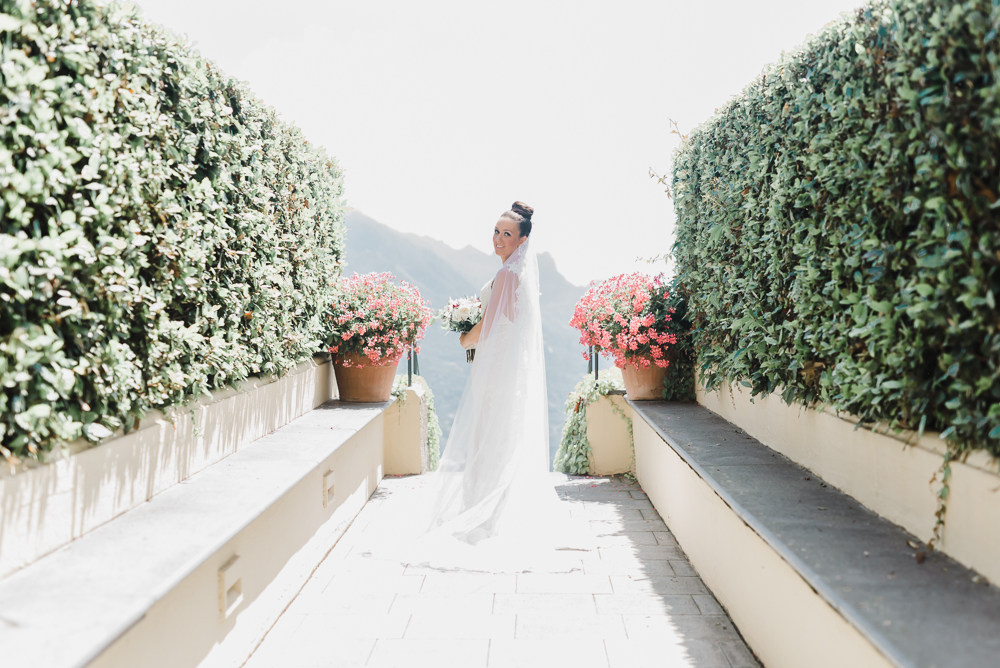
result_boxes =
[134,0,861,286]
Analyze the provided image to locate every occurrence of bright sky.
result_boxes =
[134,0,861,286]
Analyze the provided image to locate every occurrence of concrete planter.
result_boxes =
[333,353,398,402]
[585,395,633,475]
[383,385,431,475]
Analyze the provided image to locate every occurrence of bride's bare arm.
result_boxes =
[459,320,482,349]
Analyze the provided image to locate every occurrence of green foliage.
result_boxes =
[423,379,442,471]
[553,372,633,475]
[0,0,345,465]
[659,276,696,402]
[671,0,1000,457]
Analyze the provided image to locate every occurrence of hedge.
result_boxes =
[0,0,346,465]
[671,0,1000,457]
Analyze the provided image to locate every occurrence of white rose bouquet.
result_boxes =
[436,296,483,362]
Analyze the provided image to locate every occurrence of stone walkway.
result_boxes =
[243,475,759,668]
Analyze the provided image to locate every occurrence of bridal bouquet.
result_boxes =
[436,296,483,363]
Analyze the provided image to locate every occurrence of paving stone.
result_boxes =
[245,635,375,668]
[295,612,411,640]
[516,574,613,594]
[654,531,679,547]
[721,638,762,667]
[598,545,686,562]
[389,592,495,615]
[605,637,731,668]
[493,593,597,615]
[592,531,659,547]
[244,475,755,668]
[609,575,709,595]
[420,573,516,595]
[322,574,425,596]
[366,638,489,667]
[403,612,515,639]
[589,519,669,533]
[585,499,655,511]
[670,560,699,577]
[515,613,627,640]
[488,638,610,667]
[693,594,726,616]
[290,591,395,615]
[572,507,646,521]
[594,594,700,616]
[582,558,676,577]
[622,614,740,641]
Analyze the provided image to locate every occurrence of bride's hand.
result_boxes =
[459,332,469,349]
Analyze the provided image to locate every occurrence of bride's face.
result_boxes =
[493,217,526,262]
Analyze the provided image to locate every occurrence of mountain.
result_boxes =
[342,210,588,465]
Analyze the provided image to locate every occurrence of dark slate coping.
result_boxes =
[627,400,1000,668]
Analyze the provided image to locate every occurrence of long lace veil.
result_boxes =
[425,238,552,546]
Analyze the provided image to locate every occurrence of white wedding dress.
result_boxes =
[364,240,589,573]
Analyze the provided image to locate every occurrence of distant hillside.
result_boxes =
[343,210,587,465]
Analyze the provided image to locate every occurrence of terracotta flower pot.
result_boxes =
[621,358,667,401]
[333,352,399,402]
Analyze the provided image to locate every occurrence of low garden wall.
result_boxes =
[699,382,1000,584]
[0,355,336,579]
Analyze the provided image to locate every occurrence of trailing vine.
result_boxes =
[553,373,633,475]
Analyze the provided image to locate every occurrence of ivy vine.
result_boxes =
[553,373,634,475]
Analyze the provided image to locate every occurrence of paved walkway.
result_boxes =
[243,475,759,668]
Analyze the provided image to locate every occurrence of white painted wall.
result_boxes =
[0,357,336,579]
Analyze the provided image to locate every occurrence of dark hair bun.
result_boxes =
[511,201,533,221]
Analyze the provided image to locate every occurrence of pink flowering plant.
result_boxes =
[325,273,432,367]
[569,273,679,370]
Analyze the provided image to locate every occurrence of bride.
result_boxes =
[374,202,585,572]
[429,201,552,545]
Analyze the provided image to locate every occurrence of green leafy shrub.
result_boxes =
[659,275,696,402]
[0,0,345,466]
[671,0,1000,456]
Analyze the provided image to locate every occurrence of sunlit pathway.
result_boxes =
[243,475,759,668]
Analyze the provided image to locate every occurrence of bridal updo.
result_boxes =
[501,201,534,237]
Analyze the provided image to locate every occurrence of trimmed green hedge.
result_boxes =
[1,0,345,464]
[672,0,1000,457]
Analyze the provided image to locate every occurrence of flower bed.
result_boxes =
[325,273,432,367]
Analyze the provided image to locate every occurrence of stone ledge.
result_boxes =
[629,400,1000,668]
[1,355,336,579]
[698,383,1000,584]
[0,400,389,668]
